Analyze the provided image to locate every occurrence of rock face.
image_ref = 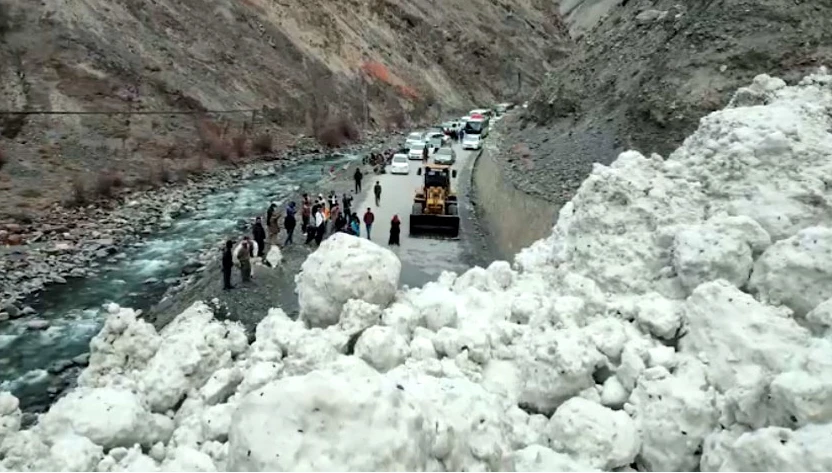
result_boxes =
[0,0,566,220]
[3,73,832,471]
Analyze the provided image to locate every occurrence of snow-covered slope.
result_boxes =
[3,71,832,471]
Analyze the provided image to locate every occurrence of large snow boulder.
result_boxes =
[38,387,173,449]
[546,397,640,469]
[296,233,401,328]
[749,226,832,317]
[227,367,432,471]
[78,304,161,388]
[139,302,248,412]
[517,328,605,414]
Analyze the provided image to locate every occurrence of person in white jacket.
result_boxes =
[314,206,326,246]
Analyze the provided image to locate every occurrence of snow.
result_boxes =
[4,71,832,471]
[296,232,401,328]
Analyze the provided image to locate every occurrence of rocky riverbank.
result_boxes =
[0,133,395,323]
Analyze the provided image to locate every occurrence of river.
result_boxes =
[0,154,357,411]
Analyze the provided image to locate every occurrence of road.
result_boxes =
[355,142,482,288]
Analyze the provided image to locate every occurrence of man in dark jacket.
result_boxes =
[353,167,363,193]
[284,202,297,245]
[221,240,234,290]
[252,217,266,258]
[373,181,382,207]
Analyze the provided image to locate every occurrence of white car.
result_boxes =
[462,134,482,150]
[426,132,447,149]
[408,146,426,160]
[390,154,410,174]
[404,132,424,149]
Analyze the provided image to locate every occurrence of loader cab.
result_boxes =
[417,165,457,184]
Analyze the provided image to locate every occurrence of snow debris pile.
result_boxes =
[2,71,832,471]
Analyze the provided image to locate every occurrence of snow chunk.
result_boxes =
[547,397,640,469]
[296,233,401,328]
[0,392,21,444]
[228,367,432,471]
[672,216,762,294]
[704,424,832,471]
[337,299,382,335]
[140,302,247,412]
[750,226,832,317]
[265,245,283,267]
[680,280,811,393]
[517,328,605,414]
[630,366,718,471]
[199,367,243,405]
[39,387,173,449]
[501,445,597,471]
[354,325,410,372]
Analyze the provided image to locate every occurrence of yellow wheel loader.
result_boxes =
[410,164,460,237]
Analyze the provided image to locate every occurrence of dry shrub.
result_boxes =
[316,116,360,148]
[0,147,6,170]
[18,187,41,198]
[197,119,233,161]
[252,133,273,154]
[68,176,88,207]
[232,133,247,158]
[182,156,207,176]
[95,170,123,198]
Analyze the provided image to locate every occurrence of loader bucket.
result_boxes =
[409,214,460,237]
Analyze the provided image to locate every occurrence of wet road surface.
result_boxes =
[355,142,481,288]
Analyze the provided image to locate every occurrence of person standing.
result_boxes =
[314,206,326,246]
[388,215,401,246]
[284,202,297,245]
[252,217,266,258]
[221,240,234,290]
[266,203,280,244]
[237,239,252,283]
[342,192,353,217]
[373,181,382,207]
[305,205,319,245]
[301,195,311,234]
[353,167,363,193]
[363,207,375,240]
[350,213,361,236]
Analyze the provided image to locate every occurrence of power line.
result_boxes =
[0,109,260,116]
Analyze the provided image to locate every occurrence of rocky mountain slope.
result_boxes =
[499,0,832,200]
[0,0,566,218]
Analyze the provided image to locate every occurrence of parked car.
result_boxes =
[408,146,426,160]
[462,133,483,150]
[404,132,425,149]
[426,131,448,149]
[390,154,410,174]
[434,147,457,165]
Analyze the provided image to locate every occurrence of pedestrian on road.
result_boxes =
[305,206,318,245]
[350,213,361,236]
[342,192,352,217]
[374,182,382,207]
[252,217,266,258]
[314,206,326,246]
[354,167,363,193]
[301,194,311,234]
[388,215,401,246]
[284,202,297,245]
[328,191,338,210]
[422,143,429,163]
[363,207,375,239]
[237,239,252,283]
[221,240,234,290]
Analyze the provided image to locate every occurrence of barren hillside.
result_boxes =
[0,0,566,217]
[500,0,832,198]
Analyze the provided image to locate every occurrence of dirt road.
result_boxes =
[355,142,481,288]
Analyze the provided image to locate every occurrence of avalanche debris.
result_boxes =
[2,71,832,471]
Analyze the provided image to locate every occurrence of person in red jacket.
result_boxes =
[363,207,375,240]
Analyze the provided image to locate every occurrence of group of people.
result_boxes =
[221,156,404,290]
